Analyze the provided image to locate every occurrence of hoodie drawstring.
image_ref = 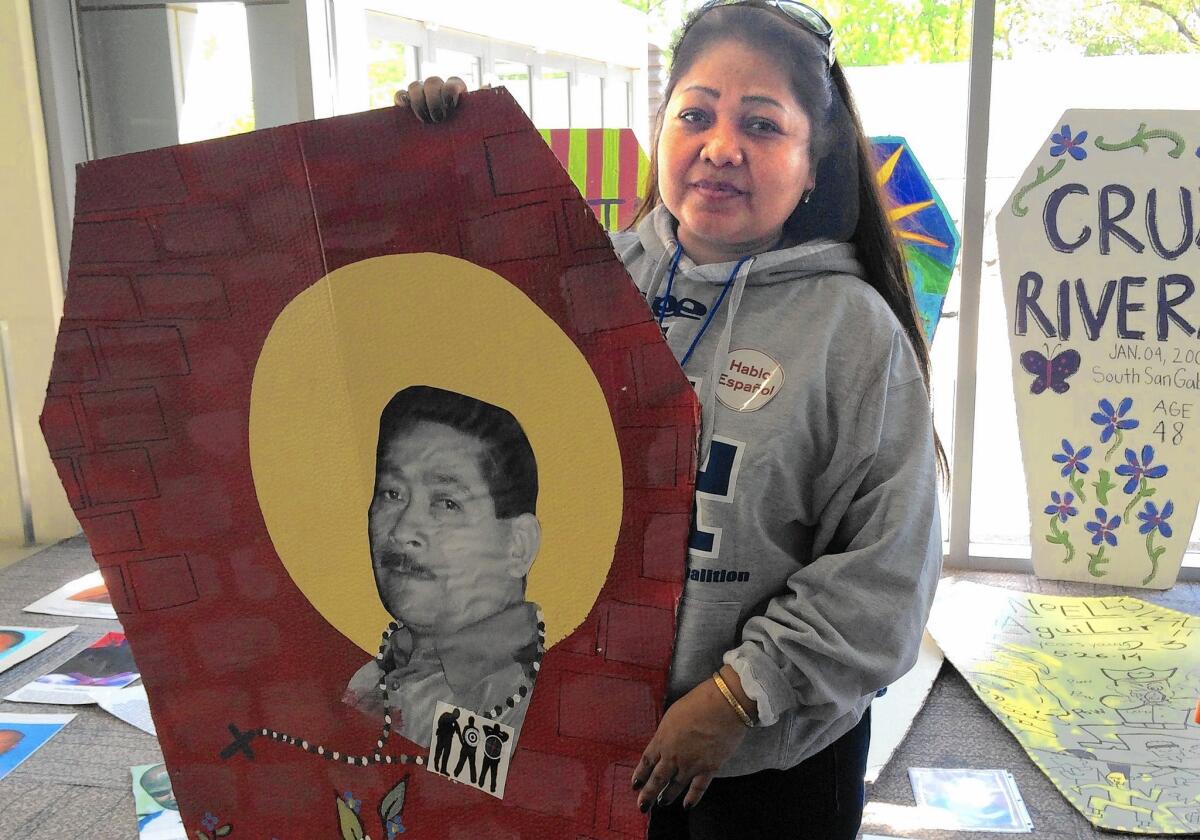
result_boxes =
[655,250,756,462]
[698,256,754,461]
[650,243,685,325]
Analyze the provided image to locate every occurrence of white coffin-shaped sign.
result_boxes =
[998,109,1200,589]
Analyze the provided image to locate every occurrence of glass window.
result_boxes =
[366,39,418,110]
[428,47,481,91]
[170,2,254,142]
[971,6,1200,557]
[574,72,603,127]
[832,5,975,548]
[495,59,532,117]
[535,66,571,128]
[603,78,631,128]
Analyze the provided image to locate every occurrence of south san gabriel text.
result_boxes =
[1013,183,1199,343]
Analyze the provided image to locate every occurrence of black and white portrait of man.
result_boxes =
[343,386,543,747]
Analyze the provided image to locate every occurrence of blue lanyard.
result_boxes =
[657,246,753,369]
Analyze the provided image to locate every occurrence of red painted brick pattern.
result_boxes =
[63,276,140,321]
[81,387,167,446]
[43,90,697,840]
[71,219,159,264]
[134,273,230,320]
[79,448,158,504]
[51,330,101,382]
[97,326,190,379]
[80,511,143,555]
[129,555,198,611]
[40,396,83,451]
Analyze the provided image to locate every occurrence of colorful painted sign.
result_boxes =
[0,625,75,675]
[0,713,75,782]
[929,579,1200,834]
[23,570,116,619]
[132,763,187,840]
[998,110,1200,588]
[540,128,649,232]
[870,137,961,343]
[6,631,139,704]
[41,88,697,840]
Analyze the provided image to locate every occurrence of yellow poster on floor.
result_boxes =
[928,579,1200,834]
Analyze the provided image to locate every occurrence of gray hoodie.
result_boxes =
[611,206,942,777]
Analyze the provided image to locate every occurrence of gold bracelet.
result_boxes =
[712,671,754,728]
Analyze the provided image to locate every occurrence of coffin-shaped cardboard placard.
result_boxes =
[41,90,698,839]
[870,136,960,343]
[929,580,1200,834]
[998,109,1200,588]
[540,128,650,233]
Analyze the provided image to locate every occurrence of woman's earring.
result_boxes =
[801,188,813,204]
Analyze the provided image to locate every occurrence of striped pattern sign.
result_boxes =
[539,129,650,232]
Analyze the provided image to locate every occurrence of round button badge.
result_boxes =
[715,348,785,412]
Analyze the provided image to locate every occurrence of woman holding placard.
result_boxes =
[402,2,944,837]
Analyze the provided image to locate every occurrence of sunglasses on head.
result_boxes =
[691,0,837,67]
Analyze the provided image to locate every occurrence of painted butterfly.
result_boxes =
[1020,346,1081,395]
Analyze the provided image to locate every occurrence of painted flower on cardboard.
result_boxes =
[1091,397,1138,443]
[1044,491,1078,522]
[1052,439,1092,477]
[1085,508,1121,547]
[1115,445,1168,494]
[1138,500,1175,538]
[1050,125,1088,160]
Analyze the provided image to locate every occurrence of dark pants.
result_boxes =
[647,707,871,840]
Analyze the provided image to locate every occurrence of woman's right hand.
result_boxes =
[395,76,469,123]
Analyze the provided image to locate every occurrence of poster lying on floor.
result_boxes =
[0,625,75,675]
[132,763,187,840]
[0,713,75,781]
[41,90,697,840]
[908,767,1034,833]
[6,631,138,704]
[928,579,1200,834]
[23,570,116,619]
[997,109,1200,588]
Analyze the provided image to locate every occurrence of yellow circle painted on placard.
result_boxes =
[249,253,623,652]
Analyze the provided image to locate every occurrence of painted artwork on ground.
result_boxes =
[908,767,1033,833]
[869,137,961,342]
[997,109,1200,588]
[41,89,697,839]
[0,625,75,675]
[928,579,1200,834]
[6,631,139,704]
[23,570,117,619]
[133,763,187,840]
[0,713,76,782]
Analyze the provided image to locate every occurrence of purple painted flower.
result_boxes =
[1114,444,1168,494]
[1050,124,1088,160]
[202,813,220,832]
[1138,500,1175,537]
[1085,508,1121,546]
[342,791,362,814]
[1044,490,1078,522]
[1090,397,1139,443]
[387,815,407,837]
[1052,439,1091,476]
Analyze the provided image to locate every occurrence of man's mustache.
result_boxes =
[377,550,435,578]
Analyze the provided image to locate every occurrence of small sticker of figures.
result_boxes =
[426,701,516,799]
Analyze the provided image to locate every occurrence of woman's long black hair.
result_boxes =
[631,2,948,477]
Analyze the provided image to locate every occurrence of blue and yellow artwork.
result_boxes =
[0,714,75,781]
[870,137,961,343]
